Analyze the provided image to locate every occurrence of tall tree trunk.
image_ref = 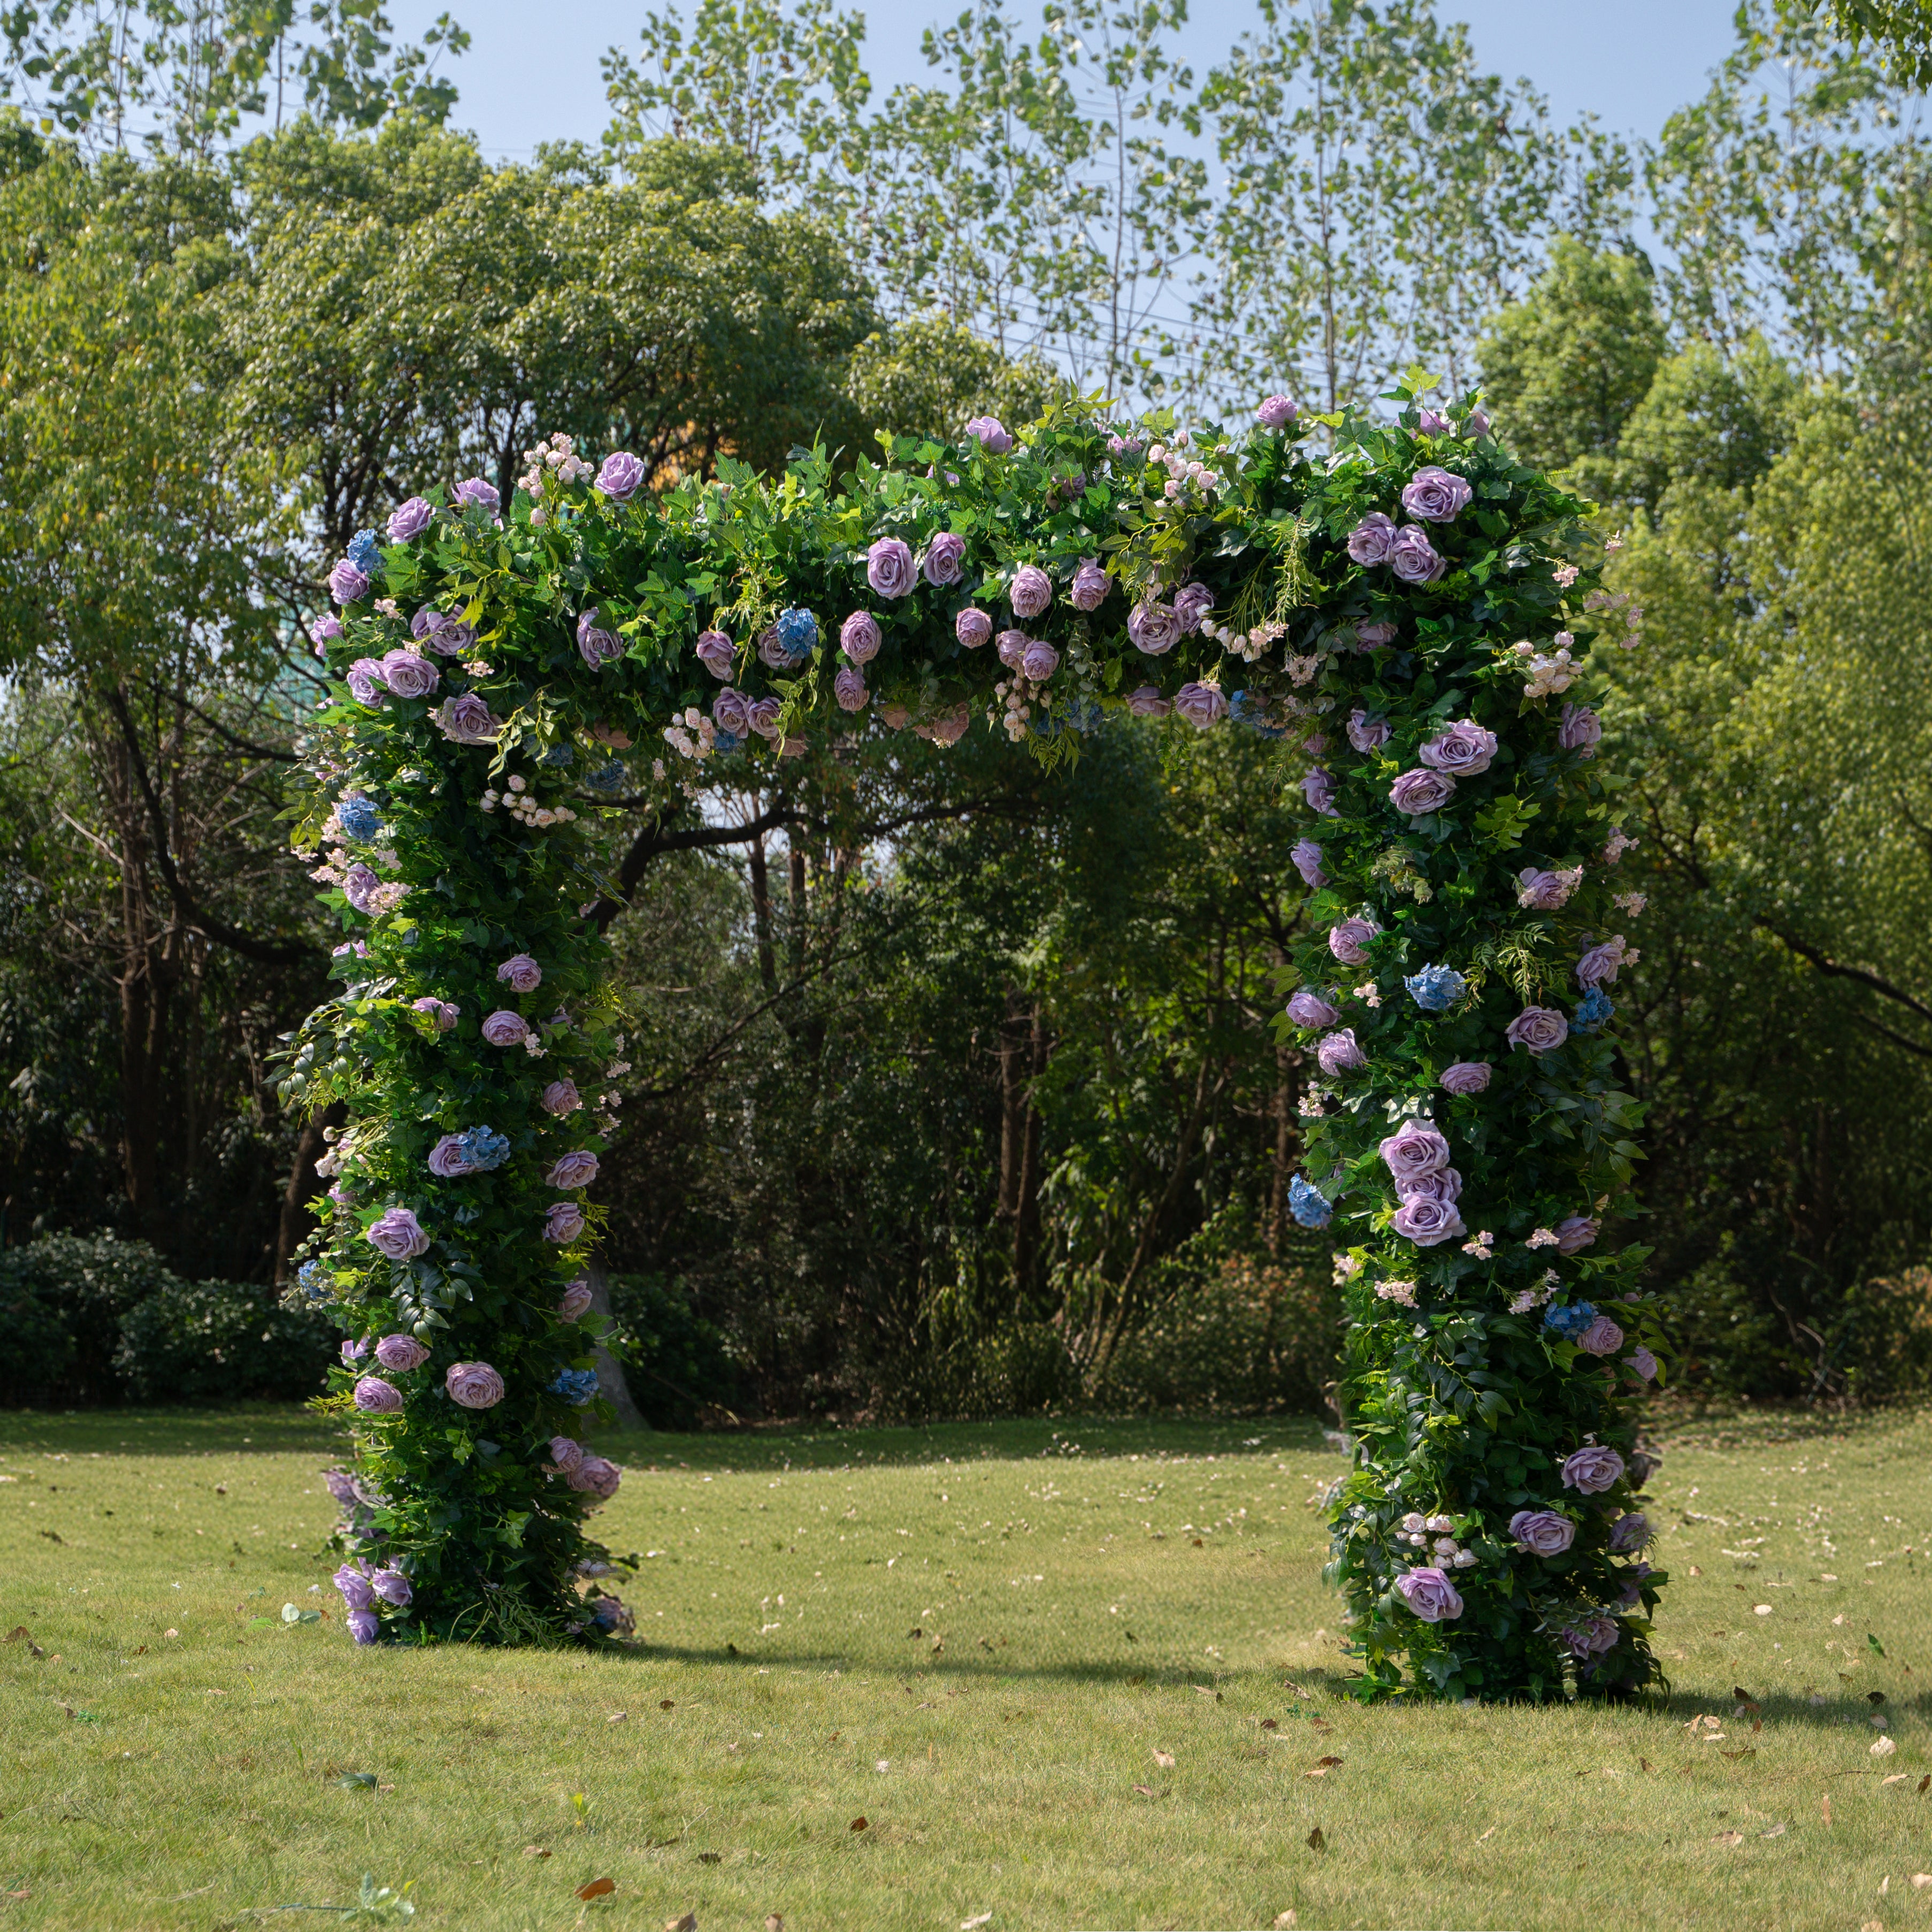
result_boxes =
[582,1251,648,1431]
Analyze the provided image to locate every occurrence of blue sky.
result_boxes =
[395,0,1743,162]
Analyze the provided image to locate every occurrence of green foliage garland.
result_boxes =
[285,387,1666,1695]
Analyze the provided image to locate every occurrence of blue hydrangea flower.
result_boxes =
[585,760,628,792]
[712,731,743,755]
[1229,689,1286,739]
[1544,1300,1598,1340]
[1288,1175,1333,1229]
[457,1126,511,1172]
[336,794,382,840]
[773,607,821,660]
[542,742,574,768]
[296,1260,330,1302]
[550,1367,600,1405]
[346,528,381,576]
[1574,987,1615,1033]
[1066,696,1103,736]
[1405,964,1467,1013]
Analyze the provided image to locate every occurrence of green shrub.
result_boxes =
[604,1273,739,1429]
[114,1278,335,1404]
[0,1234,183,1406]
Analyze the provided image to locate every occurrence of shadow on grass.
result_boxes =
[0,1402,348,1458]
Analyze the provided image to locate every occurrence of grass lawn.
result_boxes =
[1,1403,1929,1932]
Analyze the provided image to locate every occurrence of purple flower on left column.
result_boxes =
[364,1207,430,1260]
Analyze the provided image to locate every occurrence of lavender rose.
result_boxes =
[541,1079,582,1116]
[427,1133,473,1178]
[1575,938,1630,988]
[1255,394,1298,430]
[454,478,500,513]
[569,1455,622,1500]
[1389,768,1456,815]
[695,630,735,679]
[1392,1195,1467,1245]
[344,659,386,707]
[838,611,882,666]
[558,1281,594,1321]
[497,953,542,993]
[1563,1614,1621,1657]
[1379,1120,1451,1183]
[1395,1567,1463,1622]
[547,1436,584,1473]
[1415,407,1448,434]
[1389,526,1446,584]
[834,667,869,712]
[1354,621,1398,649]
[1578,1315,1624,1356]
[413,996,458,1032]
[328,559,371,606]
[1290,838,1327,888]
[594,451,646,501]
[1328,915,1379,966]
[1070,558,1109,610]
[1554,1215,1599,1255]
[1629,1347,1659,1382]
[1508,1509,1576,1556]
[346,1607,381,1644]
[1128,601,1180,655]
[577,609,623,668]
[1346,512,1397,566]
[341,863,381,913]
[956,607,993,649]
[433,695,503,745]
[745,697,784,739]
[352,1376,404,1414]
[1301,768,1338,817]
[867,537,916,599]
[1417,718,1497,777]
[1286,988,1340,1029]
[1561,1445,1626,1494]
[545,1202,586,1243]
[995,628,1028,671]
[387,497,433,542]
[1174,682,1229,731]
[1397,1167,1461,1205]
[1317,1029,1368,1076]
[1347,708,1391,753]
[365,1207,429,1261]
[1517,868,1578,911]
[1558,703,1601,757]
[1439,1061,1492,1095]
[1010,564,1052,619]
[922,531,966,586]
[369,1567,412,1606]
[713,688,750,735]
[1021,640,1060,683]
[1400,465,1474,522]
[444,1361,505,1409]
[481,1009,528,1047]
[1125,686,1171,717]
[1607,1512,1652,1554]
[546,1151,600,1189]
[335,1563,375,1609]
[378,649,440,700]
[963,415,1011,453]
[1174,584,1214,633]
[1505,1007,1569,1054]
[374,1334,430,1372]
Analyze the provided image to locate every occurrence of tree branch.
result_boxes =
[1752,917,1932,1027]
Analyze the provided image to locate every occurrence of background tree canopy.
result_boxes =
[2,0,1930,1415]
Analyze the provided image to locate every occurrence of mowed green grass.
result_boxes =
[1,1404,1929,1932]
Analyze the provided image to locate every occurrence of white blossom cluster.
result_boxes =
[479,772,579,828]
[1200,615,1288,662]
[1399,1511,1478,1568]
[518,432,593,525]
[662,707,720,763]
[1145,435,1225,501]
[1511,633,1581,697]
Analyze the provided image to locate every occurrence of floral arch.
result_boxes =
[286,386,1667,1700]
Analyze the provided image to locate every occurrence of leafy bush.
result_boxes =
[115,1279,335,1404]
[604,1273,740,1429]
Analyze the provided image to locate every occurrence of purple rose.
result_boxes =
[1021,640,1060,683]
[541,1079,581,1116]
[545,1201,585,1244]
[1400,465,1473,522]
[1128,601,1180,655]
[351,1376,404,1414]
[1417,718,1497,777]
[746,697,784,740]
[329,559,371,606]
[1415,407,1449,434]
[1560,1445,1626,1494]
[345,659,386,707]
[1347,709,1391,753]
[1562,1614,1621,1657]
[1010,564,1052,619]
[497,953,542,993]
[547,1435,584,1473]
[1508,1509,1575,1556]
[1070,558,1109,610]
[1290,839,1327,888]
[1173,583,1214,634]
[1354,621,1398,650]
[1378,1120,1451,1184]
[1517,869,1577,911]
[1125,686,1171,717]
[1607,1512,1652,1555]
[387,497,433,542]
[426,1133,473,1178]
[922,531,967,587]
[481,1010,529,1048]
[1578,1316,1624,1356]
[1395,1567,1463,1622]
[1255,394,1298,430]
[1397,1167,1461,1205]
[454,478,500,514]
[546,1151,600,1189]
[594,451,645,502]
[834,667,869,712]
[312,615,342,657]
[445,1361,505,1409]
[713,688,750,736]
[1301,768,1338,817]
[577,609,624,668]
[1389,768,1455,816]
[695,630,735,679]
[377,649,439,700]
[413,996,458,1032]
[341,864,381,913]
[1505,1007,1569,1054]
[569,1455,623,1500]
[1174,683,1228,731]
[369,1567,412,1606]
[1347,512,1397,566]
[434,695,503,745]
[956,607,993,649]
[1317,1029,1368,1076]
[996,629,1028,671]
[1629,1347,1658,1382]
[1328,916,1379,966]
[1467,407,1491,436]
[1575,939,1630,988]
[365,1207,429,1261]
[335,1563,375,1609]
[867,537,916,599]
[374,1334,430,1372]
[346,1606,381,1644]
[1390,526,1446,584]
[963,415,1011,453]
[322,1470,361,1510]
[1439,1061,1491,1095]
[558,1281,594,1321]
[1558,703,1601,757]
[1554,1215,1599,1255]
[1286,988,1340,1029]
[1392,1195,1466,1245]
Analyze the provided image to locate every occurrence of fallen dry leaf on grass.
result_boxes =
[1872,1736,1898,1757]
[1272,1914,1297,1929]
[607,1712,627,1723]
[1476,1827,1496,1843]
[1131,1784,1156,1797]
[1306,1827,1325,1852]
[664,1915,697,1932]
[1152,1749,1175,1769]
[961,1915,992,1930]
[1821,1797,1834,1825]
[577,1876,615,1899]
[522,1846,550,1859]
[1713,1831,1744,1847]
[1910,1874,1931,1890]
[849,1817,868,1833]
[1259,1718,1278,1731]
[1760,1823,1786,1839]
[768,1915,786,1931]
